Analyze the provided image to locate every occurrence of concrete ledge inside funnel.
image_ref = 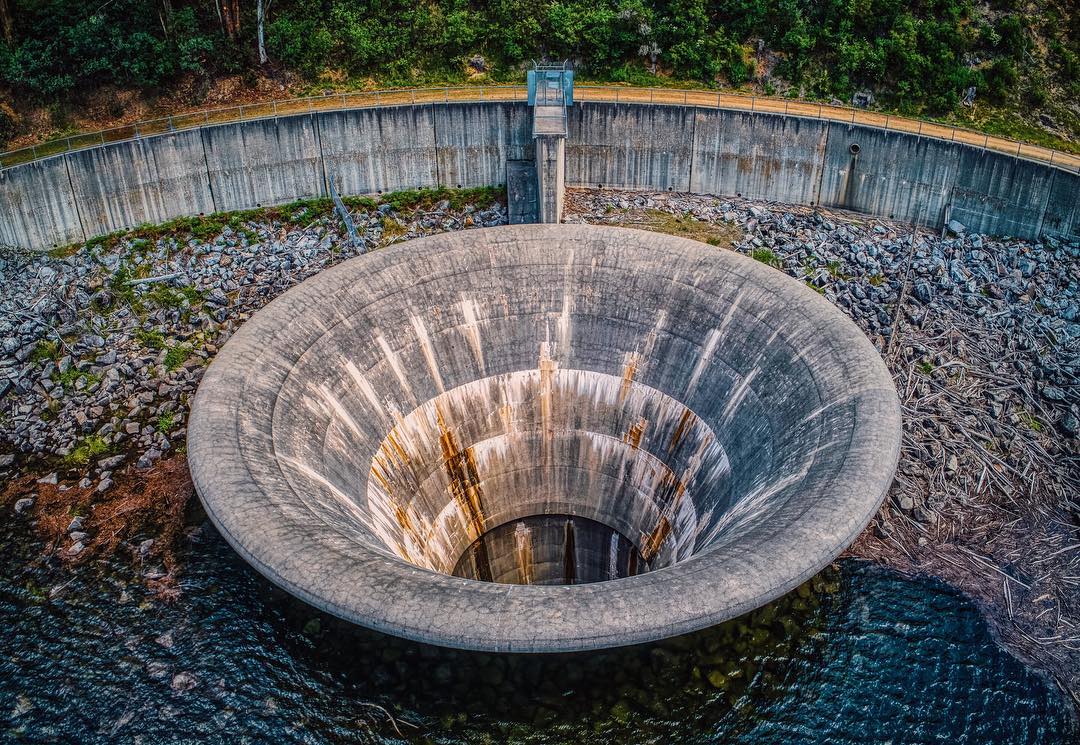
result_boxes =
[187,224,902,652]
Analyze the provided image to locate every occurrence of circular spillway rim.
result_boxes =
[187,224,902,652]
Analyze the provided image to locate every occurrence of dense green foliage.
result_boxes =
[0,0,1076,121]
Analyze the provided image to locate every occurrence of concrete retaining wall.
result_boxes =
[566,102,695,191]
[1,101,1076,250]
[690,110,827,205]
[433,102,532,189]
[318,106,438,195]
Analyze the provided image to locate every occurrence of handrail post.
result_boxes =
[66,137,72,151]
[917,121,922,135]
[204,111,209,126]
[983,134,988,149]
[272,100,278,117]
[784,100,789,115]
[1016,141,1022,156]
[884,115,889,130]
[341,94,346,109]
[850,107,855,123]
[411,89,416,104]
[31,145,37,159]
[751,96,755,112]
[445,88,449,103]
[683,90,687,104]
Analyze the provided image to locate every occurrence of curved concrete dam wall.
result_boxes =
[1,100,1077,250]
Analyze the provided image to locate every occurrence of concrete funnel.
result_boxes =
[188,225,901,651]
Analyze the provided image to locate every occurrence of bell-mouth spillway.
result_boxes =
[187,224,902,652]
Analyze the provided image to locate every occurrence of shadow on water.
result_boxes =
[0,514,1074,744]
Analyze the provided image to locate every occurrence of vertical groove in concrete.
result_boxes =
[198,126,218,213]
[312,110,329,196]
[431,103,443,189]
[61,154,88,244]
[685,107,697,192]
[813,121,831,208]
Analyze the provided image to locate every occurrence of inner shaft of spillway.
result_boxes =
[366,342,726,585]
[261,228,863,591]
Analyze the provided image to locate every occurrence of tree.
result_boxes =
[257,0,273,64]
[0,0,13,45]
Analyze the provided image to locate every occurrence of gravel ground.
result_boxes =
[2,186,1077,706]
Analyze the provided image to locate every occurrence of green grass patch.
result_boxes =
[1018,411,1043,432]
[64,435,111,466]
[135,328,166,351]
[868,274,885,287]
[621,209,741,248]
[825,260,850,280]
[380,186,503,213]
[379,216,407,241]
[163,344,191,372]
[751,248,782,269]
[49,187,501,261]
[917,361,935,375]
[54,368,101,391]
[156,412,175,433]
[30,339,61,363]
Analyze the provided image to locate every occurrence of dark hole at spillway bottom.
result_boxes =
[451,514,648,585]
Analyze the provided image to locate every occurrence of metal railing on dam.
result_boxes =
[2,85,1078,174]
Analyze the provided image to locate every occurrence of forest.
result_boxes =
[0,0,1076,145]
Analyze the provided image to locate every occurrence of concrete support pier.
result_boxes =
[535,135,564,223]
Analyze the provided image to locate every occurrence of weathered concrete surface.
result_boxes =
[948,149,1056,238]
[690,110,827,204]
[0,155,83,248]
[1042,170,1080,239]
[2,101,1076,250]
[318,106,438,195]
[506,160,538,224]
[536,135,564,222]
[434,102,531,189]
[202,115,324,212]
[66,130,214,236]
[565,103,695,191]
[818,123,958,227]
[188,224,902,652]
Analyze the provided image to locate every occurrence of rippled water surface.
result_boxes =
[1,514,1073,744]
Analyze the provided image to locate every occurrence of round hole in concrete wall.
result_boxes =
[849,143,861,155]
[598,184,604,189]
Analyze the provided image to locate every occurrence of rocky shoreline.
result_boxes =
[2,187,1078,708]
